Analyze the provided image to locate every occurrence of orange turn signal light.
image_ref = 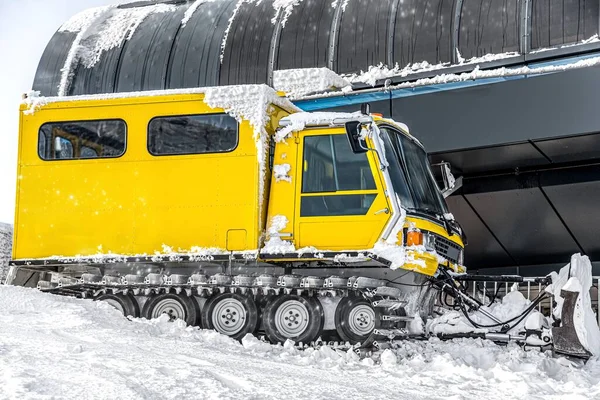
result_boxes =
[406,230,423,246]
[371,113,383,118]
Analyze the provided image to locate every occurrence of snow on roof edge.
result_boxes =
[22,84,299,114]
[297,53,600,102]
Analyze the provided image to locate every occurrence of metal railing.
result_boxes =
[440,276,600,327]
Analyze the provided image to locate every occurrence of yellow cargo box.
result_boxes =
[14,86,295,260]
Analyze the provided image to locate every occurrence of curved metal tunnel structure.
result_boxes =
[34,0,600,96]
[32,0,600,275]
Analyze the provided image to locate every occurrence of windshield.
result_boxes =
[379,127,449,216]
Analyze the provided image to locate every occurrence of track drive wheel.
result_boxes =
[262,295,324,345]
[142,293,199,326]
[96,293,140,318]
[202,293,259,341]
[334,296,377,344]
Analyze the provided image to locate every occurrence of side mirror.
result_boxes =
[345,121,368,154]
[434,161,462,198]
[441,162,456,191]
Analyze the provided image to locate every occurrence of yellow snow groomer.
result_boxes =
[7,85,482,347]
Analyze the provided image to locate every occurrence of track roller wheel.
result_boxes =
[142,293,199,326]
[262,295,324,345]
[335,296,377,344]
[202,293,258,341]
[95,294,140,318]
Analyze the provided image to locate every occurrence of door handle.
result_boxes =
[374,208,390,215]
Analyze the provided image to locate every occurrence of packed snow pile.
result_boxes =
[428,286,532,335]
[547,254,600,356]
[1,285,599,399]
[0,223,12,283]
[273,68,351,98]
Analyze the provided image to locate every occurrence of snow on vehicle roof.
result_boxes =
[279,111,370,127]
[22,84,299,117]
[278,112,410,135]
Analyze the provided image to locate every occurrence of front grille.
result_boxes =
[433,234,462,265]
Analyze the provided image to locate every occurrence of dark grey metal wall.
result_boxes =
[33,0,600,96]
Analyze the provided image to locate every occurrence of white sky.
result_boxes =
[0,0,128,224]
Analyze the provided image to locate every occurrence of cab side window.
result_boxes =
[301,134,377,217]
[38,120,126,160]
[303,135,375,193]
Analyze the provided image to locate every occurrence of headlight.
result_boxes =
[423,232,436,251]
[458,249,464,266]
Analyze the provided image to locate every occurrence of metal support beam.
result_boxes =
[520,0,532,54]
[268,8,284,87]
[451,0,464,64]
[328,0,345,72]
[387,0,401,67]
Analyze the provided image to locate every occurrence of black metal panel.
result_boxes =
[465,188,580,266]
[276,0,335,70]
[116,5,186,92]
[393,0,455,68]
[445,195,513,268]
[336,0,394,74]
[168,0,236,89]
[69,10,128,96]
[458,0,520,59]
[542,181,600,259]
[391,66,600,154]
[531,0,599,49]
[220,1,274,85]
[69,46,123,96]
[34,0,600,95]
[32,31,77,96]
[534,133,600,164]
[430,142,548,175]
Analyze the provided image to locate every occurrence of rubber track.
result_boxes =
[39,273,412,347]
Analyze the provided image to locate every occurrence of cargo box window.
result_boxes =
[148,114,238,156]
[38,120,126,160]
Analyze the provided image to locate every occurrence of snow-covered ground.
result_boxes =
[0,285,599,400]
[0,223,12,283]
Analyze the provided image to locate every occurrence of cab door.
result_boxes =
[295,130,391,250]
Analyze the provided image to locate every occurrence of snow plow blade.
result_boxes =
[552,289,593,359]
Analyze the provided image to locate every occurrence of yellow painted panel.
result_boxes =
[404,250,440,276]
[227,230,247,251]
[298,220,380,249]
[294,130,391,251]
[265,131,298,240]
[14,93,286,259]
